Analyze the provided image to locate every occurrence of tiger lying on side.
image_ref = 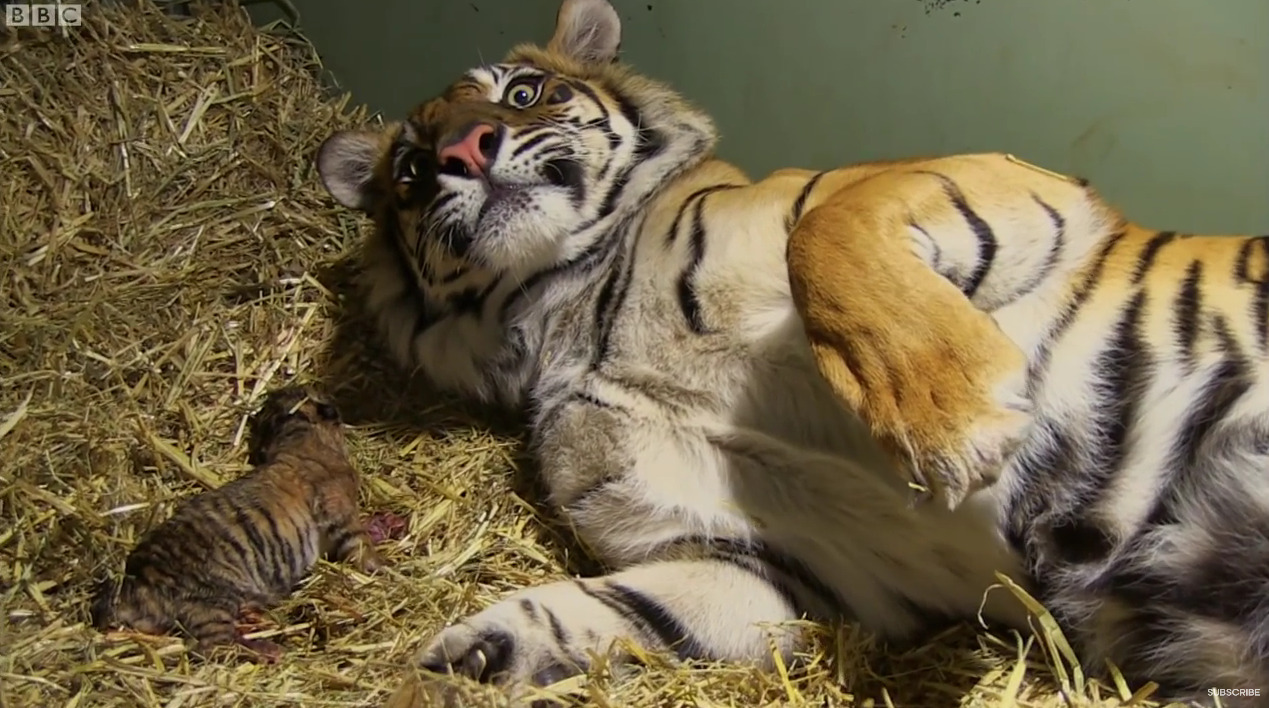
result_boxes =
[315,0,1269,704]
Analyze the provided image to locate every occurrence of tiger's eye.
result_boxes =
[506,81,539,108]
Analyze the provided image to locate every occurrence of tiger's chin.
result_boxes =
[457,189,588,279]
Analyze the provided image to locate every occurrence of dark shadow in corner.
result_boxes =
[309,252,605,579]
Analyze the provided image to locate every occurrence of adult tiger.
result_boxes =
[315,0,1268,704]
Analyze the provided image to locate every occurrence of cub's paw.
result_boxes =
[235,635,284,664]
[809,326,1034,510]
[351,545,386,575]
[407,588,593,705]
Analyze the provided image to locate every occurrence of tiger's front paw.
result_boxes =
[809,326,1034,510]
[404,590,592,706]
[417,623,581,689]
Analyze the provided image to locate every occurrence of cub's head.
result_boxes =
[247,386,345,465]
[315,0,716,283]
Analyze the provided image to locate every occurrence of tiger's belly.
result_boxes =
[709,302,1030,637]
[607,177,1032,637]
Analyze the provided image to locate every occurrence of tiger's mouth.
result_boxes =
[461,156,587,222]
[477,180,536,221]
[421,137,595,273]
[470,157,585,199]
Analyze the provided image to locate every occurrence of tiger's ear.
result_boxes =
[317,129,383,212]
[547,0,622,64]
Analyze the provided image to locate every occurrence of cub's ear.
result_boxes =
[316,129,384,212]
[547,0,622,64]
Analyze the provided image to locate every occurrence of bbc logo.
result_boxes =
[4,3,83,27]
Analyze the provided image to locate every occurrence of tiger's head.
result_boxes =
[315,0,718,284]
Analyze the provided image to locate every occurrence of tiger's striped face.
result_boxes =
[316,0,717,288]
[395,63,651,278]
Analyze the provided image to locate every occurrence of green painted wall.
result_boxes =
[262,0,1268,233]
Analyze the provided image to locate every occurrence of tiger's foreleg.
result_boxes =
[410,558,805,699]
[786,168,1038,510]
[400,403,821,704]
[314,480,386,574]
[399,408,1028,705]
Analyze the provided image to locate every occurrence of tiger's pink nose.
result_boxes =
[437,123,500,177]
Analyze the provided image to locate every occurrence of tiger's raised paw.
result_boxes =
[899,361,1034,510]
[808,324,1034,511]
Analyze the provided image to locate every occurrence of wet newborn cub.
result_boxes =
[91,386,395,660]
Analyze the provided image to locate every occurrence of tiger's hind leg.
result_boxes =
[396,398,829,706]
[396,398,1028,706]
[1057,495,1269,707]
[787,169,1036,510]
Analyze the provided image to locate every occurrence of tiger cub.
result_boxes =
[90,386,397,660]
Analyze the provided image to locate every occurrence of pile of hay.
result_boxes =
[0,2,1169,706]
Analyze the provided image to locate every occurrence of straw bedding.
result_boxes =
[0,2,1173,706]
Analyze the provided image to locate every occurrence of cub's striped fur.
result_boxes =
[90,387,391,660]
[316,0,1267,704]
